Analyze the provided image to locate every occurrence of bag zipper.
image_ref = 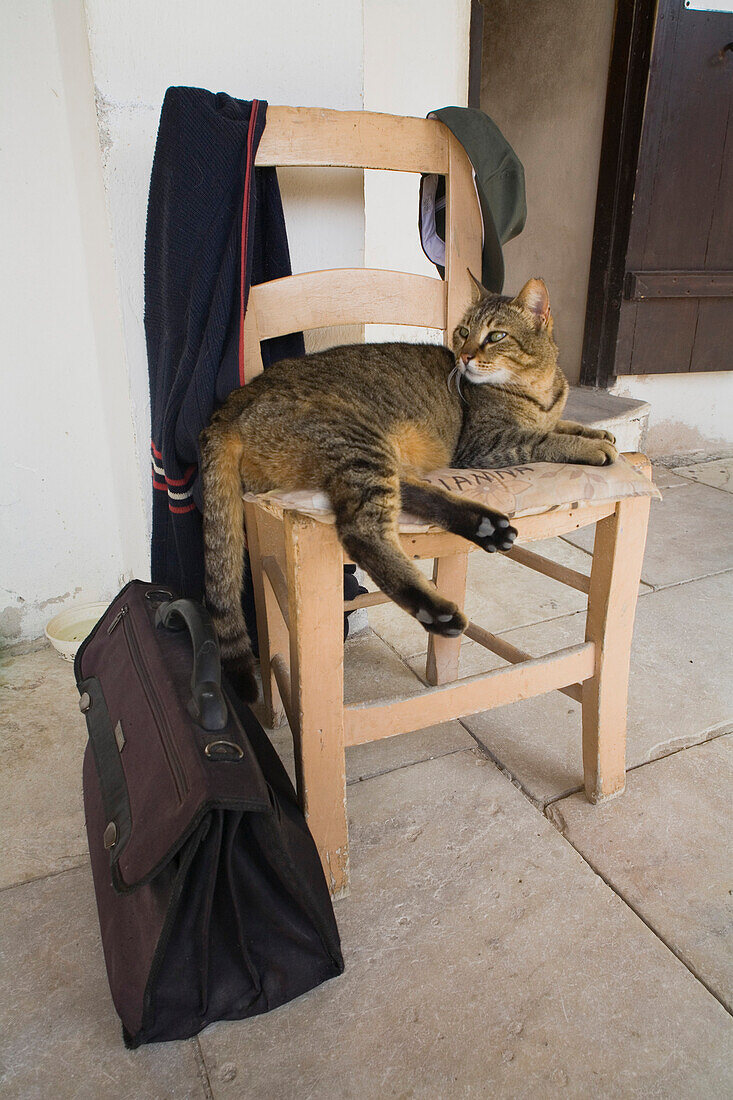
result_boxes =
[74,578,138,683]
[111,604,188,801]
[107,605,128,634]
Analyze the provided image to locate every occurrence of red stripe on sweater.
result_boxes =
[238,99,260,387]
[152,453,196,488]
[169,502,197,515]
[151,440,163,460]
[164,465,196,486]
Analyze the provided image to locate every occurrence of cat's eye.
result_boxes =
[485,330,507,344]
[458,326,470,339]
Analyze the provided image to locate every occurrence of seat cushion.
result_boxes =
[244,453,660,532]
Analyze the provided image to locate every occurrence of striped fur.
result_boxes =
[201,279,617,699]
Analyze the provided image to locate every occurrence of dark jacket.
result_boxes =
[145,88,304,599]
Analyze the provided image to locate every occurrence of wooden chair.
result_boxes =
[241,107,653,897]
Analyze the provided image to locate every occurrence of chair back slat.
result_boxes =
[250,269,446,343]
[243,107,482,382]
[255,106,449,174]
[444,134,483,335]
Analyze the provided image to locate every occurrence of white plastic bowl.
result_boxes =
[45,603,109,661]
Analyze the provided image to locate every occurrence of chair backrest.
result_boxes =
[243,106,482,382]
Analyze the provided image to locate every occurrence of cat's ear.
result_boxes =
[467,269,490,302]
[513,278,551,328]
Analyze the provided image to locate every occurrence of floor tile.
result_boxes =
[650,463,693,490]
[267,715,474,791]
[0,865,206,1100]
[562,483,733,588]
[0,646,87,889]
[198,751,733,1099]
[430,572,733,805]
[342,631,423,705]
[345,720,473,784]
[672,456,733,493]
[464,537,592,628]
[548,736,733,1012]
[259,631,474,787]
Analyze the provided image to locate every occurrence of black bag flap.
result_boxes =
[77,581,272,891]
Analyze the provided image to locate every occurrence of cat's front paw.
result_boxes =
[583,427,616,444]
[580,438,618,466]
[475,513,518,554]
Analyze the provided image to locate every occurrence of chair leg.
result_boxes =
[582,495,651,803]
[426,551,469,685]
[244,503,287,729]
[285,511,349,898]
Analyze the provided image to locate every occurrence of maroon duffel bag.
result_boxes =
[75,580,343,1046]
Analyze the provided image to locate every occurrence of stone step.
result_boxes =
[564,387,650,453]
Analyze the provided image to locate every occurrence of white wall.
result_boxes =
[2,0,471,646]
[0,0,146,648]
[84,0,469,466]
[612,373,733,459]
[363,0,470,343]
[83,0,368,535]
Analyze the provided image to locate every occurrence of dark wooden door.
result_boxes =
[582,0,733,384]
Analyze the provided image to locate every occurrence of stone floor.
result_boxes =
[1,457,732,1099]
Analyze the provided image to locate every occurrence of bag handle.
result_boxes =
[155,599,228,731]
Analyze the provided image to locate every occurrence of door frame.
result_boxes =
[580,0,659,388]
[468,0,483,109]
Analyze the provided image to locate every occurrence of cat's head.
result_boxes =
[451,276,558,390]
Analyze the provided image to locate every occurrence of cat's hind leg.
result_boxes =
[328,469,467,637]
[400,478,518,554]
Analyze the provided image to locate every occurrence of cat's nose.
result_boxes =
[460,352,472,365]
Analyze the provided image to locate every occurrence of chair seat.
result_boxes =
[245,453,659,533]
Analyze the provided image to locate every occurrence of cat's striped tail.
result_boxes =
[199,426,259,703]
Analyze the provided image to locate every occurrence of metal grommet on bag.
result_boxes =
[145,588,174,607]
[103,821,118,849]
[79,692,91,714]
[204,740,244,761]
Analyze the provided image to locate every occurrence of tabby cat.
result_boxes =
[201,277,617,700]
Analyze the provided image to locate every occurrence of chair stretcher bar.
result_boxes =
[343,641,595,746]
[464,620,584,703]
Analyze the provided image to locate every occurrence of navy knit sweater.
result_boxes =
[145,88,304,599]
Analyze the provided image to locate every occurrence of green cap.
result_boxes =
[419,106,526,293]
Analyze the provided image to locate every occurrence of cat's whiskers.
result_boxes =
[447,365,467,403]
